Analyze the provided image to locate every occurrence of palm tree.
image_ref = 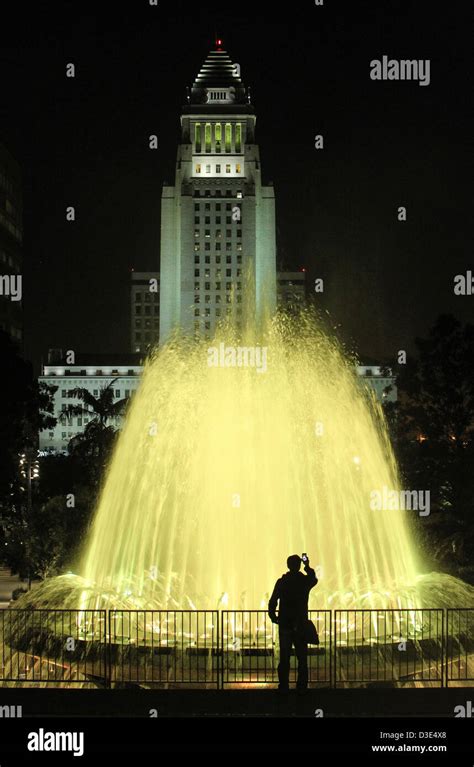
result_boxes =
[61,378,129,427]
[60,379,130,477]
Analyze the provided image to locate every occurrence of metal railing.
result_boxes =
[446,608,474,686]
[108,610,219,688]
[334,609,444,687]
[0,608,471,688]
[0,609,107,686]
[220,610,331,688]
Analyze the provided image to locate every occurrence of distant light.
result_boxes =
[300,267,306,273]
[216,38,223,48]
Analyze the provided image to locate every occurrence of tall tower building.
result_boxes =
[159,42,277,344]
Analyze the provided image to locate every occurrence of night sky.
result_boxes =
[0,0,471,371]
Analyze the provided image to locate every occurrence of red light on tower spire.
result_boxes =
[216,38,223,50]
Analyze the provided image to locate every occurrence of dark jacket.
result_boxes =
[268,567,318,630]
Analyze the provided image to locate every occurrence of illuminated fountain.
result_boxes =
[38,310,456,611]
[77,312,422,610]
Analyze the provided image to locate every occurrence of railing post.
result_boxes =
[442,608,446,688]
[219,610,224,691]
[105,609,111,690]
[331,609,336,689]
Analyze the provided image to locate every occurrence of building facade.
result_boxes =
[356,365,397,403]
[159,43,277,344]
[39,353,142,454]
[131,271,160,353]
[0,143,23,345]
[132,269,305,352]
[277,271,306,310]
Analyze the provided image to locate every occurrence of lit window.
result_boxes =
[195,164,201,174]
[226,165,231,174]
[236,164,242,174]
[225,123,232,153]
[195,124,202,153]
[236,123,242,153]
[215,123,222,152]
[205,123,212,153]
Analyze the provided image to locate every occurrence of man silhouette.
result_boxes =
[268,554,318,692]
